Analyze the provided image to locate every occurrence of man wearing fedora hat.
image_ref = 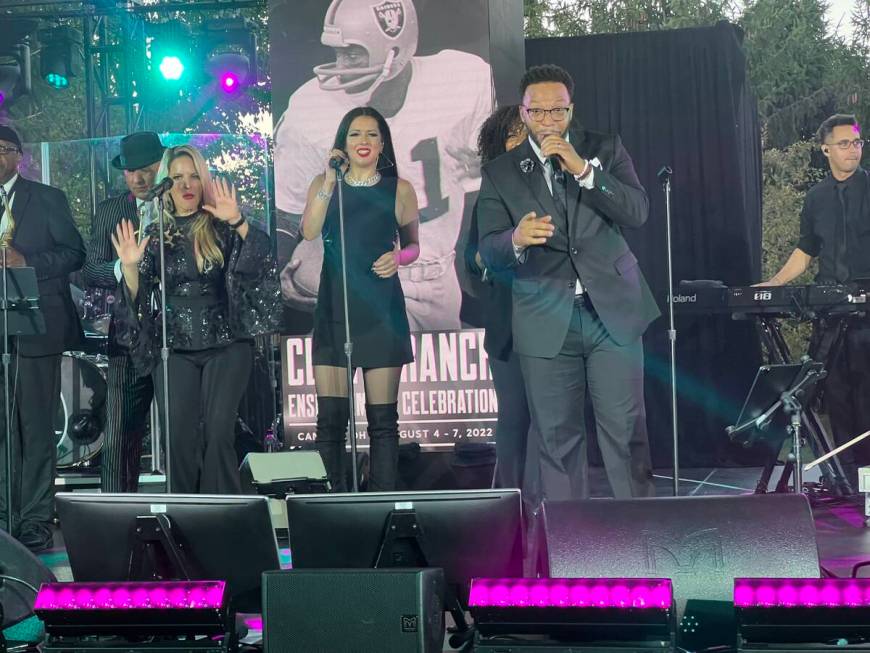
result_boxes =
[0,124,85,551]
[84,131,164,493]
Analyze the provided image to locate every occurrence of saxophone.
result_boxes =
[0,187,13,247]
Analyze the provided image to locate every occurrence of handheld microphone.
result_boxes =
[329,153,346,170]
[549,155,565,183]
[143,177,173,201]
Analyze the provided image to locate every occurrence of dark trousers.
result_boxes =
[489,352,540,503]
[100,354,154,492]
[153,342,252,494]
[819,321,870,479]
[520,296,655,500]
[0,352,62,532]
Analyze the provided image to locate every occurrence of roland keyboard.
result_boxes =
[671,283,866,317]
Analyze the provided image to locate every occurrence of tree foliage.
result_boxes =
[5,0,870,307]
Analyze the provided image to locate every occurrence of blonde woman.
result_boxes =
[112,144,281,493]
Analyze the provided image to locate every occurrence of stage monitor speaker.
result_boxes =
[0,528,56,628]
[543,494,819,602]
[542,494,819,649]
[262,568,445,653]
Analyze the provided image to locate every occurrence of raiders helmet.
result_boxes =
[313,0,419,92]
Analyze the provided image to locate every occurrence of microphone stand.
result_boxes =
[154,192,172,493]
[333,162,359,493]
[0,188,12,530]
[659,165,679,497]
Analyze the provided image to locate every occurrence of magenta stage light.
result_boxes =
[469,577,673,609]
[734,578,870,608]
[469,577,675,646]
[35,580,226,610]
[735,578,870,647]
[35,581,229,639]
[219,71,240,93]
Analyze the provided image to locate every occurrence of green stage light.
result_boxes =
[158,55,185,81]
[147,20,193,85]
[45,72,68,88]
[38,26,80,91]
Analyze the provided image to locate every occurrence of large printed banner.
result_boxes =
[281,330,497,448]
[270,1,516,448]
[270,0,495,334]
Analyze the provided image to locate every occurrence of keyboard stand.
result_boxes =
[752,315,853,496]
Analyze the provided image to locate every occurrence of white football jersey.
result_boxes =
[274,49,494,263]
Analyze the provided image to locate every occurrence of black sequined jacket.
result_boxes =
[115,213,282,377]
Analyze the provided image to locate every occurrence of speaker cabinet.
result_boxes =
[262,568,445,653]
[543,494,819,605]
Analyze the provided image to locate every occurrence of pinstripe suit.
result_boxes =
[84,192,154,492]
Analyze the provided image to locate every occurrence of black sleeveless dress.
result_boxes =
[312,175,413,368]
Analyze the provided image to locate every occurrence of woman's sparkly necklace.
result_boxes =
[345,172,381,187]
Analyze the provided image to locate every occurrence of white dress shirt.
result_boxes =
[114,196,157,282]
[514,136,597,295]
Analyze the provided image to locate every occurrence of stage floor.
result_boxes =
[10,466,870,650]
[40,465,870,573]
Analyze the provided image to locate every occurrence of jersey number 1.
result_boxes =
[411,138,449,223]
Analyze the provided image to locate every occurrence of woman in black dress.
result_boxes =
[464,105,539,503]
[112,144,281,494]
[301,106,419,492]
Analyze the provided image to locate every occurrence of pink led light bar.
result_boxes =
[34,581,226,611]
[734,578,870,608]
[469,578,672,609]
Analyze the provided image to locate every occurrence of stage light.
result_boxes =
[735,578,870,651]
[469,577,676,651]
[158,55,185,82]
[202,18,257,94]
[0,19,36,108]
[35,580,230,639]
[38,26,81,90]
[220,72,239,93]
[147,21,193,85]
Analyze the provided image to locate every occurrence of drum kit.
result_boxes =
[56,285,113,471]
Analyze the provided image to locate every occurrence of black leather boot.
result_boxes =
[315,396,350,492]
[365,402,399,492]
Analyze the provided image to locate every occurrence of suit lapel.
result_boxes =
[513,141,567,233]
[123,193,140,226]
[9,178,32,248]
[565,131,583,220]
[566,128,601,238]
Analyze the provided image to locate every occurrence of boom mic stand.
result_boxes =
[659,166,679,497]
[147,180,174,493]
[0,187,12,531]
[332,159,360,493]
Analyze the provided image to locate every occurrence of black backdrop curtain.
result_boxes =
[525,22,763,467]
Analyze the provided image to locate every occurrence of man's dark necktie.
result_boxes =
[549,162,568,217]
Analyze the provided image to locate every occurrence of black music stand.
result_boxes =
[0,267,45,534]
[727,359,826,494]
[0,269,45,337]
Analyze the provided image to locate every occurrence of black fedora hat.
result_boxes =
[111,132,165,170]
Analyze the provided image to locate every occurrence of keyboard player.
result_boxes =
[758,113,870,483]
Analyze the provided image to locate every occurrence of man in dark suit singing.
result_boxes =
[0,124,85,550]
[477,65,659,500]
[83,132,164,493]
